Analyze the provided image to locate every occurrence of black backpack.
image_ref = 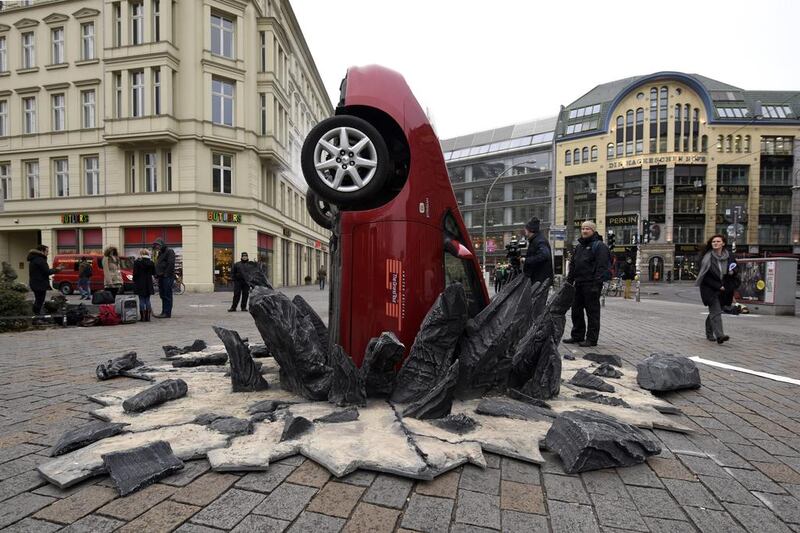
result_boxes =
[590,240,613,282]
[92,290,115,305]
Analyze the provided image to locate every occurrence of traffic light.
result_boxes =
[607,231,616,249]
[642,219,651,244]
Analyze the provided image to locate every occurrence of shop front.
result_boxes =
[257,232,275,282]
[212,227,235,291]
[123,226,183,270]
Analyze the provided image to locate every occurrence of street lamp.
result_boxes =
[481,159,537,272]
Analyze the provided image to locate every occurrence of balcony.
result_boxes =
[104,115,179,146]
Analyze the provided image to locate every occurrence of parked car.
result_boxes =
[52,254,135,295]
[301,65,488,367]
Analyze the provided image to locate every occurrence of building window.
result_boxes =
[23,97,36,134]
[114,72,123,118]
[650,166,666,186]
[0,163,9,200]
[590,145,598,162]
[0,100,7,136]
[683,104,690,152]
[54,158,69,197]
[260,31,267,72]
[717,166,749,186]
[744,135,751,153]
[81,22,95,60]
[212,153,232,194]
[210,13,234,58]
[212,78,234,126]
[153,67,161,115]
[692,108,700,152]
[734,135,742,153]
[625,110,633,155]
[22,31,35,69]
[658,86,668,152]
[582,147,589,163]
[153,0,161,41]
[82,90,95,128]
[761,136,794,155]
[144,152,157,192]
[129,153,136,192]
[131,70,144,117]
[725,135,732,153]
[260,93,267,134]
[84,156,100,195]
[607,143,614,159]
[52,93,65,131]
[25,160,39,198]
[51,28,64,64]
[701,135,708,153]
[113,2,122,46]
[0,36,6,72]
[165,151,172,191]
[716,135,723,152]
[649,87,657,152]
[564,151,571,165]
[573,148,580,165]
[131,1,144,45]
[761,105,793,119]
[674,104,682,152]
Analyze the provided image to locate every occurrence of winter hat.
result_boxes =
[525,217,540,233]
[581,220,597,232]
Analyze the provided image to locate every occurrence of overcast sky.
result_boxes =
[291,0,800,140]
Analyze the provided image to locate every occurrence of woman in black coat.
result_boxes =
[27,245,62,315]
[695,234,739,344]
[132,249,156,321]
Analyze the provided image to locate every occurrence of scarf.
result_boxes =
[696,248,729,287]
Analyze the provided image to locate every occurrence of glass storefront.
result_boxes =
[212,226,234,290]
[257,232,274,282]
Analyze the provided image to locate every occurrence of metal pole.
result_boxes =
[635,211,642,303]
[732,206,739,254]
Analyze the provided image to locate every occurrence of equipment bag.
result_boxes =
[98,304,121,326]
[92,290,115,305]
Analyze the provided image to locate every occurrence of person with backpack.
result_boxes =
[152,238,176,318]
[522,217,553,285]
[621,256,636,299]
[564,220,610,347]
[102,246,123,297]
[77,256,93,300]
[27,245,62,315]
[133,249,156,321]
[696,234,739,344]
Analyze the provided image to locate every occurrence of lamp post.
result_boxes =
[481,159,537,273]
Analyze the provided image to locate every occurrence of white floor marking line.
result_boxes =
[689,356,800,386]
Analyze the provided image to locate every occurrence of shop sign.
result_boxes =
[61,213,90,224]
[573,218,588,228]
[608,154,707,170]
[315,240,322,249]
[607,214,638,226]
[649,185,665,194]
[207,211,242,223]
[718,185,748,195]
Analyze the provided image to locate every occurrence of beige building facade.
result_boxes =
[0,0,332,292]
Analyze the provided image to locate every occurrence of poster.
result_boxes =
[737,261,775,304]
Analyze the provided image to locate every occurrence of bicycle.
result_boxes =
[601,276,623,306]
[153,273,186,295]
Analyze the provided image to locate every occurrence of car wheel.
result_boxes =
[301,115,391,207]
[59,282,73,296]
[305,190,336,230]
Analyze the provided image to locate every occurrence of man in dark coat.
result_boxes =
[229,252,255,311]
[27,245,61,315]
[152,238,176,318]
[522,217,553,285]
[564,221,610,347]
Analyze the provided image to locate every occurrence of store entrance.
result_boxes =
[213,227,235,291]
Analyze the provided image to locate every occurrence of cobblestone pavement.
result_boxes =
[2,285,800,532]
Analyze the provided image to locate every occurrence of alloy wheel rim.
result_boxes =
[313,126,378,193]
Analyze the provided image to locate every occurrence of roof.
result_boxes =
[440,116,557,162]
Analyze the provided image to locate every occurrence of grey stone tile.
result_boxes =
[0,518,61,533]
[230,514,289,533]
[287,511,344,533]
[449,524,496,533]
[726,467,787,494]
[161,460,211,487]
[0,470,46,503]
[483,453,501,469]
[253,483,317,521]
[627,486,686,520]
[454,490,500,530]
[401,494,454,533]
[362,474,413,509]
[0,492,55,529]
[662,478,723,510]
[724,501,794,532]
[174,524,226,533]
[677,454,730,478]
[190,489,265,530]
[458,465,500,495]
[698,474,761,505]
[543,473,591,504]
[616,463,663,488]
[235,464,295,494]
[581,469,628,497]
[58,514,125,533]
[338,470,375,487]
[500,510,549,533]
[753,492,800,525]
[643,517,698,533]
[590,492,648,532]
[548,500,599,533]
[500,457,541,485]
[683,507,746,533]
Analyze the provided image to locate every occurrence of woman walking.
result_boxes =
[102,246,123,297]
[696,234,739,344]
[133,249,155,321]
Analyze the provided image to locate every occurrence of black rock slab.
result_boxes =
[402,360,460,420]
[213,326,269,393]
[545,410,661,473]
[428,413,479,434]
[50,421,128,457]
[122,379,188,413]
[247,399,293,415]
[391,284,468,404]
[314,407,359,424]
[171,352,228,368]
[455,274,533,399]
[249,343,271,358]
[292,295,329,356]
[506,388,551,409]
[360,332,404,398]
[569,369,615,393]
[475,397,555,422]
[162,345,183,358]
[185,339,207,352]
[209,417,254,436]
[193,413,225,426]
[248,287,331,400]
[280,415,313,442]
[593,363,623,378]
[583,353,623,367]
[96,352,143,380]
[575,391,631,408]
[516,337,562,401]
[563,353,576,361]
[636,353,701,392]
[245,267,273,289]
[102,440,184,496]
[328,345,366,407]
[250,412,277,423]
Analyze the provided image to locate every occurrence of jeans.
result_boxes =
[32,290,47,315]
[231,282,249,310]
[570,283,602,342]
[139,295,152,312]
[624,279,632,299]
[158,276,174,316]
[319,278,326,290]
[705,297,724,339]
[78,279,91,299]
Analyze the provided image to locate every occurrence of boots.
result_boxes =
[140,309,151,322]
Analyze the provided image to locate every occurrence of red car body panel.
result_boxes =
[334,65,488,366]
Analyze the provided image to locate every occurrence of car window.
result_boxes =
[442,211,485,317]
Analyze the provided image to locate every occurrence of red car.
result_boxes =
[52,253,135,295]
[301,65,488,366]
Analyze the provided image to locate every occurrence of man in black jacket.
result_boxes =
[27,245,62,315]
[522,217,553,285]
[565,221,610,347]
[152,238,176,318]
[229,252,254,312]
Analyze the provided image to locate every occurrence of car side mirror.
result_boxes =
[444,237,474,260]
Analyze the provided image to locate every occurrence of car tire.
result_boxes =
[305,190,335,230]
[59,282,73,296]
[301,115,391,208]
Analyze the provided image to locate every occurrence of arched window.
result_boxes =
[649,88,658,152]
[734,135,742,153]
[616,115,624,157]
[744,135,751,153]
[674,104,682,151]
[565,150,571,165]
[607,143,615,159]
[635,108,644,154]
[573,148,580,164]
[625,110,634,155]
[582,147,589,163]
[725,135,732,152]
[683,104,690,151]
[701,135,708,153]
[659,87,668,151]
[692,108,700,152]
[591,145,598,162]
[717,135,724,152]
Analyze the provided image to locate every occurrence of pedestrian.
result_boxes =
[102,246,123,297]
[133,248,155,321]
[498,265,507,289]
[77,256,93,300]
[318,264,327,290]
[564,221,610,347]
[696,234,739,344]
[230,252,254,312]
[26,245,62,315]
[622,256,635,299]
[494,267,502,293]
[522,217,553,285]
[152,238,176,318]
